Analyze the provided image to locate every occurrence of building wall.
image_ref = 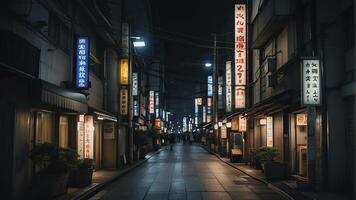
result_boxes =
[273,112,284,162]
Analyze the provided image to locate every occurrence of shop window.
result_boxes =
[35,112,54,144]
[276,26,289,69]
[59,116,69,148]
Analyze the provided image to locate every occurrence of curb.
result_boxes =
[72,147,167,200]
[200,145,294,200]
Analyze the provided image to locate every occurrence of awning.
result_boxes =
[32,80,88,113]
[89,107,118,122]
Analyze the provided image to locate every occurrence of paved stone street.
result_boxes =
[89,144,287,200]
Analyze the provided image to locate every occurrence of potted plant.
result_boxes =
[29,143,78,198]
[68,158,94,187]
[255,146,287,180]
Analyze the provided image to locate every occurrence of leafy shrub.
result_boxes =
[255,146,279,162]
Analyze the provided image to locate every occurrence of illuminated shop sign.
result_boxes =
[155,92,159,118]
[296,114,307,126]
[302,59,321,105]
[221,125,227,139]
[226,61,232,112]
[76,37,89,89]
[120,89,128,115]
[149,91,155,114]
[133,100,139,117]
[238,115,247,132]
[202,106,206,123]
[207,76,213,96]
[77,115,94,159]
[120,59,129,85]
[235,4,246,108]
[132,72,138,96]
[266,116,273,147]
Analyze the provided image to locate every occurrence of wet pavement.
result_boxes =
[89,143,287,200]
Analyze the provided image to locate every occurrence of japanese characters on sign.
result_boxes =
[120,59,129,85]
[207,76,213,97]
[226,61,232,112]
[84,116,94,159]
[133,100,139,117]
[221,125,227,139]
[120,89,128,115]
[296,113,307,126]
[155,92,159,118]
[132,72,138,96]
[302,60,321,105]
[235,4,246,109]
[203,106,206,123]
[76,37,89,89]
[266,116,273,147]
[238,115,247,132]
[149,91,155,114]
[122,23,129,58]
[218,76,224,109]
[77,115,85,159]
[235,86,246,108]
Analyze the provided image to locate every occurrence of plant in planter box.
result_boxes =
[69,158,94,187]
[255,146,287,180]
[29,143,78,198]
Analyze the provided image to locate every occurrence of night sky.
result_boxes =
[150,0,236,121]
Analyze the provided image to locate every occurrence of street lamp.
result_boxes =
[205,63,212,67]
[133,41,146,47]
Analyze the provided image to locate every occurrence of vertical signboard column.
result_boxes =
[226,61,232,112]
[234,4,246,109]
[76,37,89,89]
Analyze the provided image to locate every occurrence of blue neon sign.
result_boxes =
[76,37,89,89]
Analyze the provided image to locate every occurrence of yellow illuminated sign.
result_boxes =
[120,59,129,85]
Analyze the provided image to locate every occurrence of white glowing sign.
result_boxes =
[203,106,206,123]
[207,76,213,96]
[266,116,273,147]
[235,4,246,109]
[221,125,227,139]
[226,61,232,112]
[183,117,187,132]
[149,90,155,114]
[302,59,321,105]
[155,92,159,118]
[132,72,138,96]
[77,115,85,159]
[238,115,247,132]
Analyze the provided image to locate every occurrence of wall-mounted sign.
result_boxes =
[155,118,161,129]
[149,91,155,114]
[120,59,129,85]
[259,118,267,125]
[120,89,128,115]
[296,113,307,126]
[221,125,227,139]
[226,61,232,112]
[202,106,206,123]
[218,76,224,109]
[235,86,246,108]
[76,37,89,89]
[207,76,213,96]
[133,99,139,117]
[77,115,85,159]
[155,92,159,118]
[84,115,94,159]
[132,72,138,96]
[122,23,129,58]
[235,4,246,109]
[231,116,239,131]
[238,115,247,132]
[196,97,203,105]
[302,59,321,105]
[104,122,115,139]
[266,116,273,147]
[183,117,187,132]
[207,97,212,107]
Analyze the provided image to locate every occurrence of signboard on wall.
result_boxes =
[120,89,128,115]
[234,4,246,109]
[132,72,138,96]
[84,115,94,159]
[302,59,321,105]
[231,116,239,131]
[207,76,213,96]
[221,125,227,139]
[155,92,159,118]
[149,91,155,114]
[133,100,139,117]
[266,116,273,147]
[238,115,247,132]
[76,37,89,89]
[120,59,129,85]
[202,106,206,123]
[296,113,307,126]
[77,115,85,159]
[226,61,232,112]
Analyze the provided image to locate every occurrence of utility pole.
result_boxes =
[212,33,219,153]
